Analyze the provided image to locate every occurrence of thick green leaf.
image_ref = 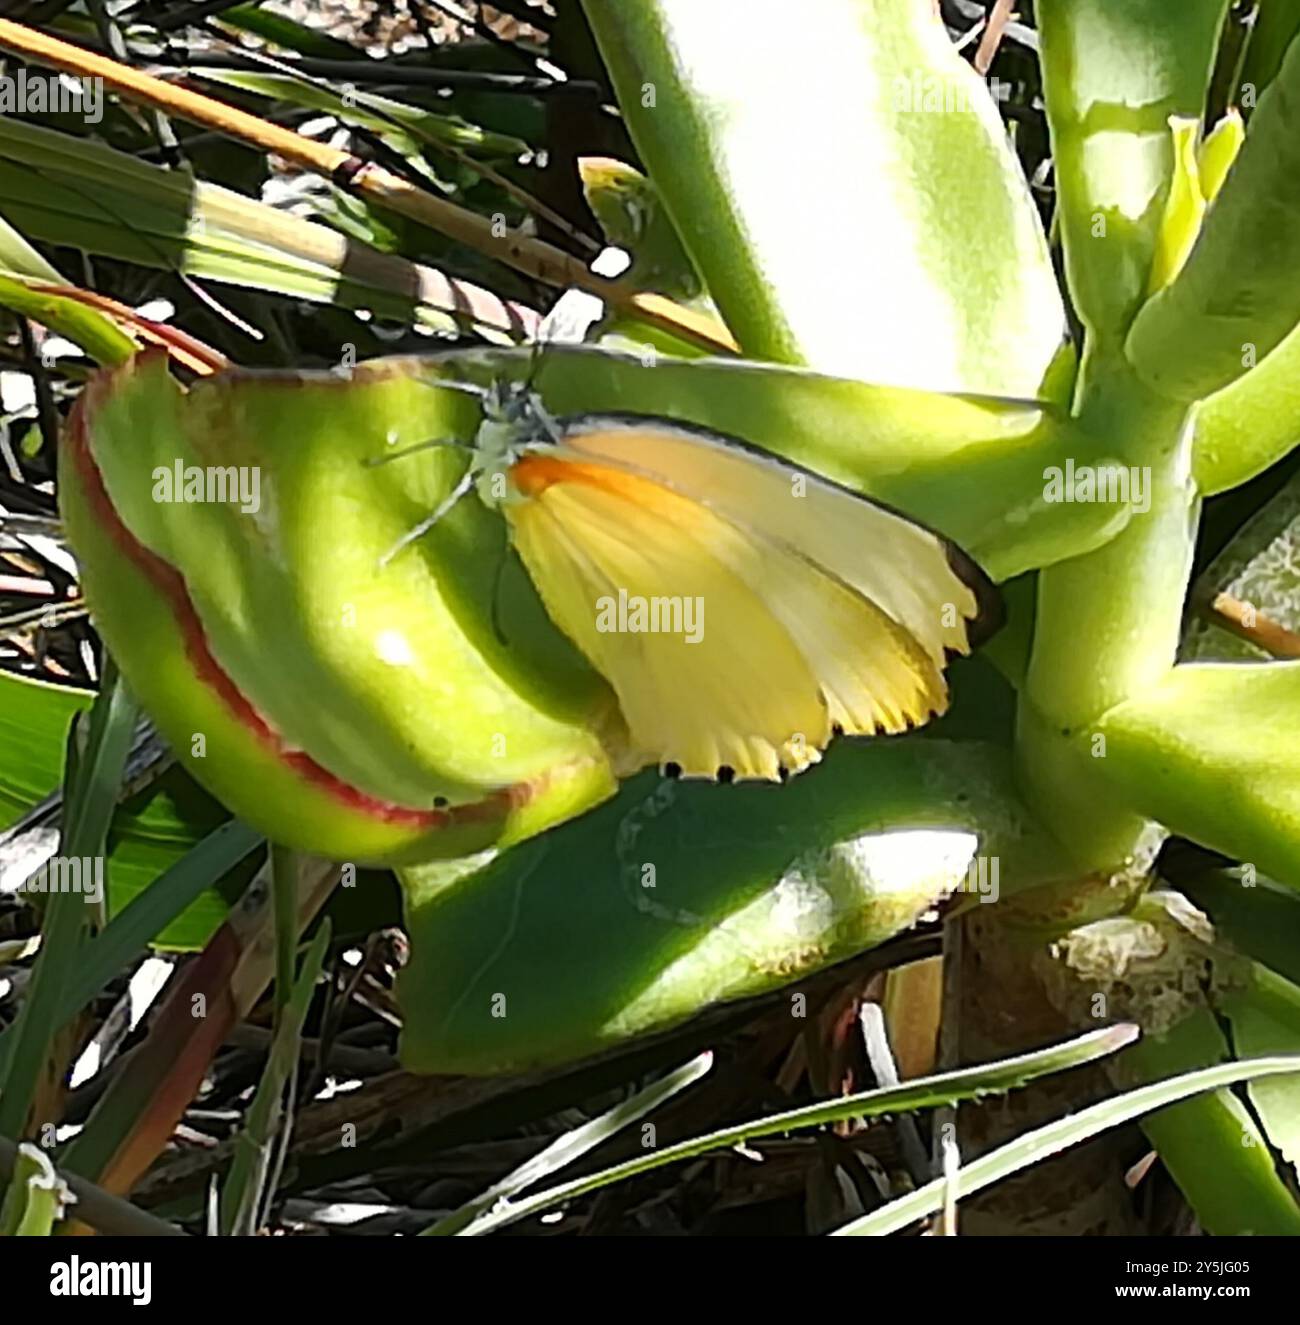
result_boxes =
[1127,33,1300,398]
[397,738,1062,1075]
[582,0,1065,396]
[1095,661,1300,890]
[65,354,616,865]
[1194,321,1300,495]
[1037,0,1231,345]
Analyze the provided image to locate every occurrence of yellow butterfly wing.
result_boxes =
[557,418,996,665]
[504,443,959,781]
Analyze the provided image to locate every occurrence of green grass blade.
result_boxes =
[270,844,296,1019]
[215,3,369,59]
[60,820,264,1027]
[205,71,528,157]
[1220,968,1300,1182]
[424,1051,713,1235]
[834,1055,1300,1235]
[220,920,330,1236]
[0,819,263,1081]
[435,1025,1137,1236]
[0,665,137,1140]
[0,117,536,342]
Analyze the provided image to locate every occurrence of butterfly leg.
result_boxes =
[379,465,478,567]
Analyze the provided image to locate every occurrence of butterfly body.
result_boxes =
[466,379,563,511]
[424,381,1000,783]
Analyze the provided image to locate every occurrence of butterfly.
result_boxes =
[375,374,1002,783]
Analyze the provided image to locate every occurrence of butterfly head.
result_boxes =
[472,379,561,511]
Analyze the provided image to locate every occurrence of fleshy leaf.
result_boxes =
[582,0,1065,395]
[1127,32,1300,398]
[61,353,618,865]
[1095,661,1300,891]
[1037,0,1232,343]
[1194,321,1300,495]
[1197,109,1245,199]
[397,739,1063,1075]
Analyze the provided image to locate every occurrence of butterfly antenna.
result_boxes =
[378,467,477,567]
[364,438,473,468]
[523,325,552,394]
[432,377,491,400]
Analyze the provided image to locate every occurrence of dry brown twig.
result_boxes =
[974,0,1016,76]
[1199,590,1300,659]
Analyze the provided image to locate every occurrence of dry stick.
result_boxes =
[1198,589,1300,659]
[973,0,1016,77]
[0,19,738,355]
[0,1134,188,1236]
